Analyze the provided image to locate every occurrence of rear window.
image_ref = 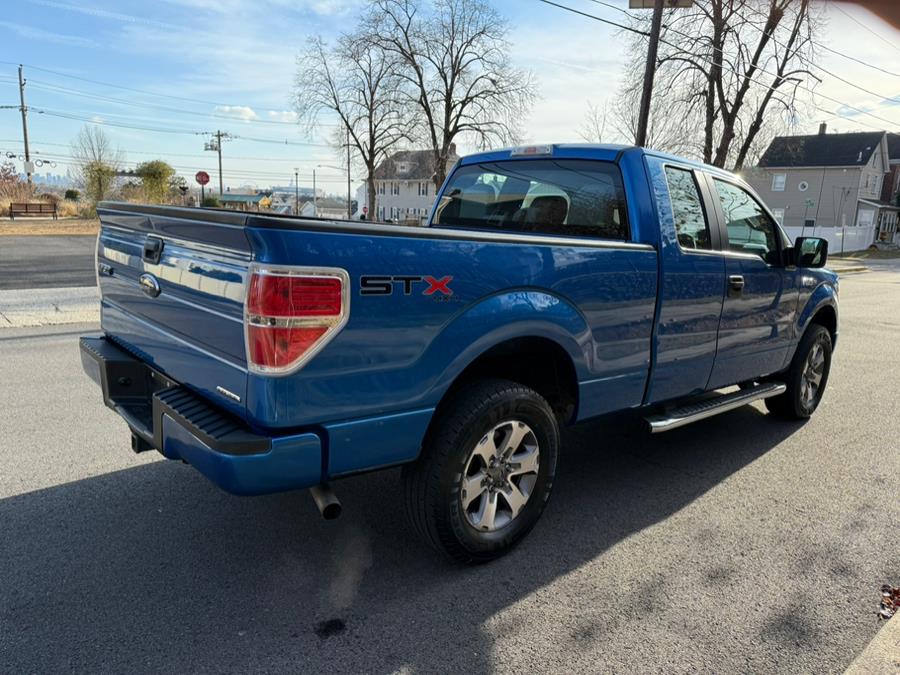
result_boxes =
[432,159,630,240]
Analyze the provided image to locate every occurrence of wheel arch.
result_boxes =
[435,335,580,426]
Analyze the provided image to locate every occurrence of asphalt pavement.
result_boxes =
[1,272,898,673]
[0,235,96,290]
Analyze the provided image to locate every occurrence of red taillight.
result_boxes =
[245,267,348,375]
[247,275,342,317]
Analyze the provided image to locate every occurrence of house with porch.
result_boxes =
[746,124,900,252]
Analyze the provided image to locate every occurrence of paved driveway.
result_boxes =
[0,270,898,673]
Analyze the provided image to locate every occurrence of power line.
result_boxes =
[5,105,335,147]
[23,78,344,130]
[0,139,332,163]
[535,0,649,36]
[587,0,900,110]
[584,0,900,80]
[542,0,900,130]
[831,2,900,53]
[0,61,349,133]
[0,60,257,109]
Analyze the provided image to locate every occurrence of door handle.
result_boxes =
[728,274,745,292]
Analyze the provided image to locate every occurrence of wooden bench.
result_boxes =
[9,202,58,220]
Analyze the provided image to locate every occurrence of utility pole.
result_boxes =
[204,130,231,195]
[313,169,317,215]
[17,65,32,187]
[294,167,299,215]
[346,127,352,219]
[635,0,665,148]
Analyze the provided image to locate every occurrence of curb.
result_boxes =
[0,286,99,328]
[831,266,870,275]
[845,617,900,674]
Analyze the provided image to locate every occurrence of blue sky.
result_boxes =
[1,0,899,193]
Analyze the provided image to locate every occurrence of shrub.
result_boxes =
[65,189,80,201]
[202,196,220,207]
[57,200,80,217]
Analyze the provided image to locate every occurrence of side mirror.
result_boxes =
[794,236,828,268]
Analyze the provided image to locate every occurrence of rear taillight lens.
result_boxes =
[245,266,349,375]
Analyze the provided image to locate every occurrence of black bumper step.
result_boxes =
[80,336,270,457]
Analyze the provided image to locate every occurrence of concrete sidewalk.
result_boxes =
[0,286,99,328]
[845,616,900,674]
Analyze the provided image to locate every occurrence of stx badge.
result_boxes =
[360,275,454,297]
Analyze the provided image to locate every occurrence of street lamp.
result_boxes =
[294,167,299,216]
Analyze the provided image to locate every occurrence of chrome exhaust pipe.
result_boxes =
[309,483,342,520]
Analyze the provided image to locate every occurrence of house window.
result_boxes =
[378,182,385,195]
[397,161,410,173]
[771,173,786,191]
[392,183,400,196]
[771,208,785,225]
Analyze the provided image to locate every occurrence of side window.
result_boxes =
[713,179,779,264]
[664,166,712,250]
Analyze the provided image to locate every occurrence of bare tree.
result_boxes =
[616,0,817,170]
[579,101,609,143]
[370,0,537,187]
[294,33,410,219]
[71,125,122,207]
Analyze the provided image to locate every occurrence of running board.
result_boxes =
[645,382,786,434]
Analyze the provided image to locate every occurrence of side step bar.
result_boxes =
[645,382,786,434]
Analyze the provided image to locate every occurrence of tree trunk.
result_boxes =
[366,172,377,221]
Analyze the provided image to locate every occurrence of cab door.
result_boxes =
[644,159,726,403]
[702,174,799,388]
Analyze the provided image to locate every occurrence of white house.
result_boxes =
[371,147,458,224]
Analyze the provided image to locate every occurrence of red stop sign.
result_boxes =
[195,171,210,186]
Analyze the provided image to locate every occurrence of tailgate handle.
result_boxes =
[142,237,164,265]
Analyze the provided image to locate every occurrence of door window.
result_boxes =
[713,179,780,264]
[664,166,712,250]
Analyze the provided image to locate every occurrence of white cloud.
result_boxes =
[267,110,299,123]
[0,20,97,48]
[214,105,258,121]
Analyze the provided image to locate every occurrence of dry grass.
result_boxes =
[0,218,100,236]
[0,182,35,217]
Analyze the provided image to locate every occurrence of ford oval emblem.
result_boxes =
[139,273,161,298]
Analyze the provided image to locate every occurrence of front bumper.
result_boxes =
[79,336,322,495]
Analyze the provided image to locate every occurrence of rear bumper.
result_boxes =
[80,336,322,495]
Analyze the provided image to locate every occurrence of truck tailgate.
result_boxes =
[96,206,250,419]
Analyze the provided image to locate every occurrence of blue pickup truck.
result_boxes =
[81,144,837,562]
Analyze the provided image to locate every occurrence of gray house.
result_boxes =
[745,124,899,251]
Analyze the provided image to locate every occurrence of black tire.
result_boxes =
[765,324,832,420]
[403,378,559,564]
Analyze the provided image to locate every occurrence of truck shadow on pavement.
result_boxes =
[0,407,803,674]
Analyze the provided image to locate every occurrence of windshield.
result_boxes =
[432,159,630,241]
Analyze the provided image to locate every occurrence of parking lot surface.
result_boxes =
[1,269,898,673]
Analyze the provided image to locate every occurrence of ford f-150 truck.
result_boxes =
[80,144,838,563]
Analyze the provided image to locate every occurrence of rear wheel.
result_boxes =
[403,378,559,564]
[765,324,832,419]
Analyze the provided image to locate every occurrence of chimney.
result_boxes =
[818,122,827,135]
[449,142,457,157]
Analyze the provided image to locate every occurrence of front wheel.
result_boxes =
[765,324,833,419]
[402,378,559,564]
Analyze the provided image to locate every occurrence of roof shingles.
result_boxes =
[759,131,885,168]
